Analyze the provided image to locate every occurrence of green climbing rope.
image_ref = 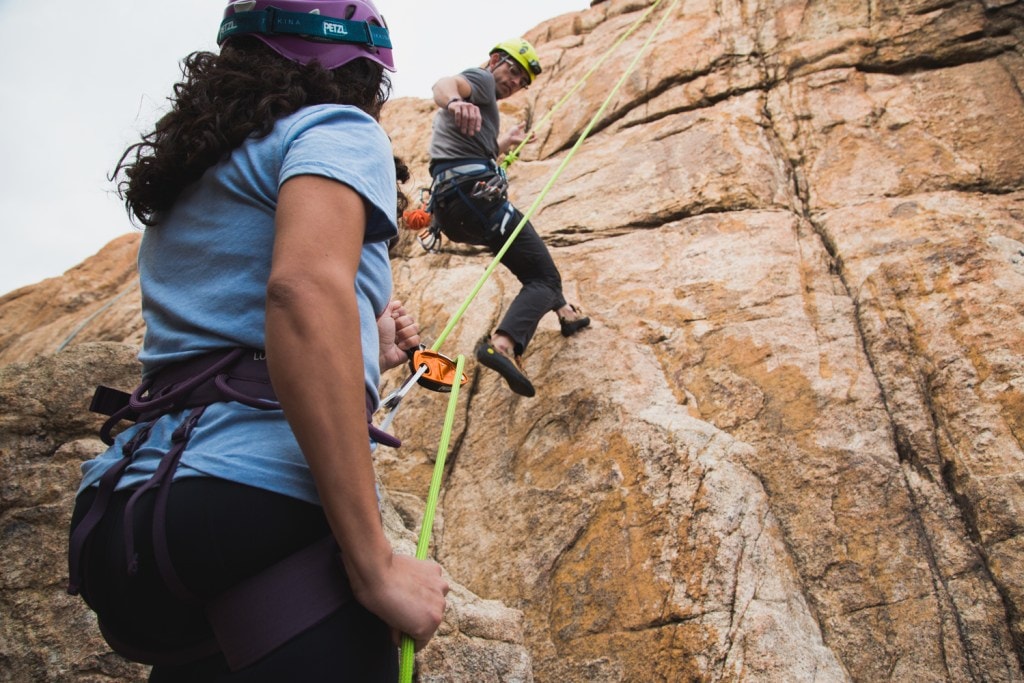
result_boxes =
[398,354,466,683]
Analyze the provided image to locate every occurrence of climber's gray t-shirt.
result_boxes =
[428,67,501,164]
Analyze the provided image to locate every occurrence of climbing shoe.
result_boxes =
[475,338,536,397]
[559,305,591,337]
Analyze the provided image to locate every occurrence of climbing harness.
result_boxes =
[409,158,517,253]
[416,160,516,252]
[397,354,466,683]
[68,348,395,669]
[432,162,509,202]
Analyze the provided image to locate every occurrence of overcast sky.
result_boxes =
[0,0,587,295]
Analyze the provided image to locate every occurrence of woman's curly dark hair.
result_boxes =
[115,37,405,227]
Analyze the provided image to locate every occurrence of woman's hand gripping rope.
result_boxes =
[342,550,449,652]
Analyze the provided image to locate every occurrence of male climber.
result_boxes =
[427,38,590,397]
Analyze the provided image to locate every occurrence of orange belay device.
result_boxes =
[377,345,467,434]
[409,347,467,393]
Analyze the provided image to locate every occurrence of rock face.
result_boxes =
[2,0,1022,681]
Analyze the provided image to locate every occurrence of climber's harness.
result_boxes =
[433,161,493,188]
[67,347,396,670]
[426,159,517,245]
[431,159,508,209]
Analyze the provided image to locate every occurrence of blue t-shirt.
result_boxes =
[78,105,397,505]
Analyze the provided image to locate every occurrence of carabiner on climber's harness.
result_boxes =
[417,221,442,253]
[470,168,508,201]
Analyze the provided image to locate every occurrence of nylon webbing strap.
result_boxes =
[398,354,465,683]
[217,8,392,48]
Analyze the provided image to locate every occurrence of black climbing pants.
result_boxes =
[433,177,567,355]
[70,478,398,682]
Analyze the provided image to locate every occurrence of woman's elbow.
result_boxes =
[265,274,305,312]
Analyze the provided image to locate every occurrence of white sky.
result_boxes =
[0,0,587,295]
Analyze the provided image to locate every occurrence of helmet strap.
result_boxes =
[218,7,392,49]
[486,52,504,71]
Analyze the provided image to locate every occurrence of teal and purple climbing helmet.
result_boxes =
[218,0,395,71]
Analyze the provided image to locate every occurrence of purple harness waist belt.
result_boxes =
[68,347,396,670]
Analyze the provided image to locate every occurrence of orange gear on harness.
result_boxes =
[402,208,432,230]
[401,188,441,252]
[402,188,433,229]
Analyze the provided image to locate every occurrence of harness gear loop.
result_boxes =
[427,160,509,247]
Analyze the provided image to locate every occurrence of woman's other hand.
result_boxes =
[378,299,420,371]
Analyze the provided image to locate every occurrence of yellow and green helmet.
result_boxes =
[491,38,542,84]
